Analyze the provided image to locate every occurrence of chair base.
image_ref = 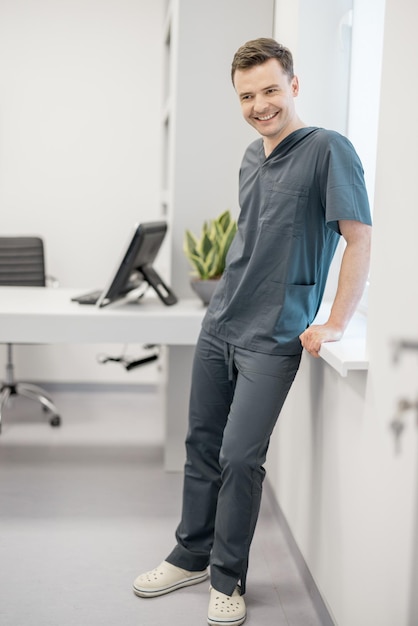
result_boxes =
[0,382,61,433]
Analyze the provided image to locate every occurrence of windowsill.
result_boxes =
[313,302,368,377]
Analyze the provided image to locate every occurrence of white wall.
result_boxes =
[269,0,418,624]
[275,0,353,135]
[0,0,165,383]
[347,0,385,210]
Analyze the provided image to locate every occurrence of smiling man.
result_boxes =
[235,56,303,155]
[133,39,372,626]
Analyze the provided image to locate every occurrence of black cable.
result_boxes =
[97,346,160,371]
[125,354,159,370]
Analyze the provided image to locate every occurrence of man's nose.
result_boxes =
[253,93,268,111]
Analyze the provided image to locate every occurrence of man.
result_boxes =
[133,38,372,626]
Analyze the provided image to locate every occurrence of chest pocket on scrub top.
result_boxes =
[261,180,310,237]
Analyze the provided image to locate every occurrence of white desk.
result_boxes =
[0,287,206,470]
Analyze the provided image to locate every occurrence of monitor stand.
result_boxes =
[140,266,178,306]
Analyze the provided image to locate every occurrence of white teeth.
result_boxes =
[257,113,275,121]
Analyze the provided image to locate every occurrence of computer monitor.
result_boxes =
[72,221,177,307]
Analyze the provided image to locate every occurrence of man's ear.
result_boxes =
[291,75,300,96]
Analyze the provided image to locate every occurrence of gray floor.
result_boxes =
[0,385,326,626]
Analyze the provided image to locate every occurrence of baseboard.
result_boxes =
[264,480,336,626]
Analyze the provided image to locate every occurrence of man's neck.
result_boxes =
[263,119,306,157]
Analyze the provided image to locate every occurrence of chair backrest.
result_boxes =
[0,237,46,286]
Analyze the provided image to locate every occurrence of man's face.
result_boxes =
[233,58,300,150]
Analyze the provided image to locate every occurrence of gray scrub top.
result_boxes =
[202,127,372,355]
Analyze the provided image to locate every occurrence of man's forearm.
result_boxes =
[299,220,372,357]
[327,234,371,333]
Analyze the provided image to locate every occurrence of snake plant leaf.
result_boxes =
[199,230,214,258]
[184,230,199,258]
[218,209,232,232]
[187,253,209,278]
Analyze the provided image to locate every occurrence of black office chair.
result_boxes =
[0,236,61,433]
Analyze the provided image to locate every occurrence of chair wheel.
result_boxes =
[50,415,61,427]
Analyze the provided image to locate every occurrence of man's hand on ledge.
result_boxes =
[299,221,371,358]
[299,323,344,358]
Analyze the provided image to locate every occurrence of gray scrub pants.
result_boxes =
[166,328,301,596]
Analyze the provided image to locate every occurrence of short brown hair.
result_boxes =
[231,38,294,84]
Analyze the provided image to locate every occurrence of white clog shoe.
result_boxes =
[207,585,246,626]
[133,560,208,598]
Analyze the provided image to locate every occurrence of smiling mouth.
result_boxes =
[254,112,278,121]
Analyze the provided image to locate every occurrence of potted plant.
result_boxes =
[184,209,237,305]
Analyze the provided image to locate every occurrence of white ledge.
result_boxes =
[313,302,368,377]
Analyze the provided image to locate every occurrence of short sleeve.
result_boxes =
[320,133,372,234]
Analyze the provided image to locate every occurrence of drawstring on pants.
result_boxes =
[223,342,235,381]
